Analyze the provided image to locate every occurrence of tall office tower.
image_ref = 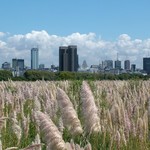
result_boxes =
[143,57,150,74]
[124,60,130,70]
[115,53,121,70]
[12,58,24,71]
[102,60,113,69]
[115,60,121,69]
[131,64,136,72]
[31,48,39,69]
[59,45,78,72]
[12,58,17,70]
[59,46,68,71]
[68,45,78,71]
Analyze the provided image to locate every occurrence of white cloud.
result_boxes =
[0,30,149,68]
[0,32,5,38]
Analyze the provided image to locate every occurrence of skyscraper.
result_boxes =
[115,53,121,70]
[102,60,113,69]
[124,60,130,70]
[131,64,136,72]
[31,48,39,69]
[143,57,150,74]
[115,60,121,69]
[12,58,24,71]
[59,45,78,72]
[59,46,68,71]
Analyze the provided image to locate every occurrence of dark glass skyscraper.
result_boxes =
[115,60,121,69]
[124,60,130,70]
[143,57,150,74]
[59,45,78,72]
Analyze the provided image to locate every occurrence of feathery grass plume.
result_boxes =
[148,98,150,139]
[5,147,18,150]
[35,111,66,150]
[75,144,84,150]
[0,134,2,150]
[105,109,113,130]
[34,134,41,145]
[121,131,127,146]
[22,114,30,138]
[58,117,64,134]
[21,144,42,150]
[56,87,83,135]
[143,110,148,139]
[110,102,122,128]
[65,142,73,150]
[11,111,22,145]
[136,118,144,139]
[65,140,90,150]
[115,130,121,149]
[34,96,41,111]
[80,81,101,134]
[0,117,7,131]
[30,134,42,150]
[70,139,75,150]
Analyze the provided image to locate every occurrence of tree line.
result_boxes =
[0,70,149,81]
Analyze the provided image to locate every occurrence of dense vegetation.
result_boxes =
[0,80,150,149]
[0,70,149,81]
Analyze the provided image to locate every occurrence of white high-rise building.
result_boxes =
[31,48,39,69]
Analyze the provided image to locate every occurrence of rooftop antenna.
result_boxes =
[117,53,119,60]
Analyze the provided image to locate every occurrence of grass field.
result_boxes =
[0,80,150,150]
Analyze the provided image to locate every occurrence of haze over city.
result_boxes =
[0,0,150,68]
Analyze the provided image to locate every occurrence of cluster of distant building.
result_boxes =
[1,45,150,76]
[1,48,57,76]
[80,59,137,75]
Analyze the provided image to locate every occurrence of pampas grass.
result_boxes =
[56,87,83,135]
[148,98,150,139]
[35,111,66,150]
[80,81,101,134]
[1,80,150,149]
[5,147,18,150]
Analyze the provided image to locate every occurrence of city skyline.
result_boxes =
[0,1,150,68]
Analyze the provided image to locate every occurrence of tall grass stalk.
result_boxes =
[35,111,66,150]
[80,81,101,134]
[57,87,83,135]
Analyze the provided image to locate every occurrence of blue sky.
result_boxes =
[0,0,150,68]
[0,0,150,39]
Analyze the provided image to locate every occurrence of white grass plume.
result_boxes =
[21,144,42,150]
[0,134,2,150]
[57,87,83,135]
[5,147,18,150]
[35,111,66,150]
[80,81,101,134]
[148,98,150,139]
[0,117,7,131]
